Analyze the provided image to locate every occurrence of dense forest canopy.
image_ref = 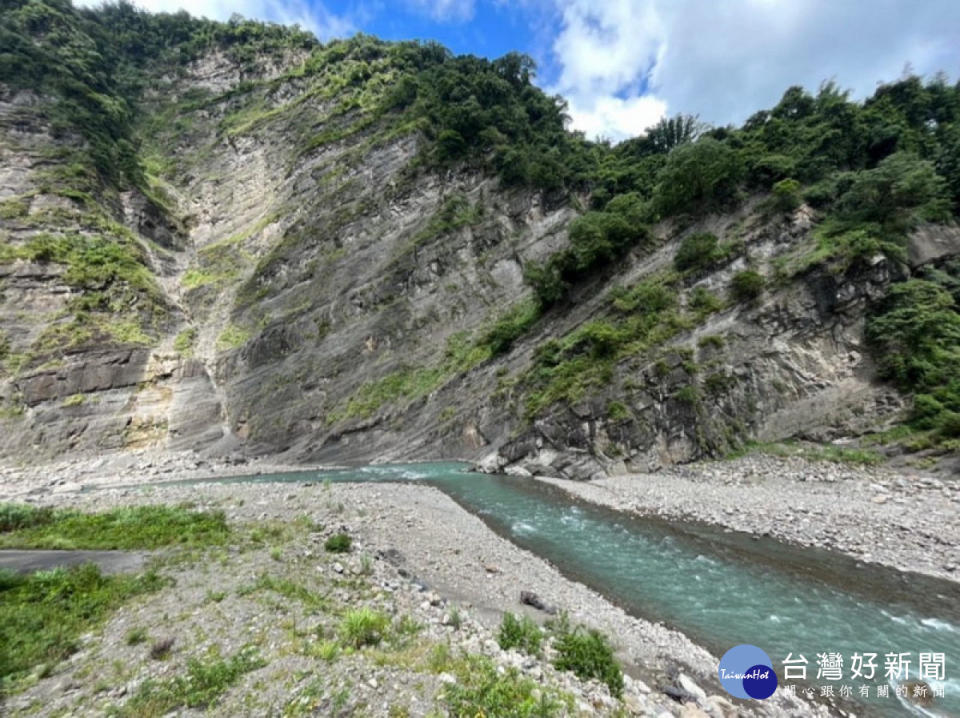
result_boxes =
[2,0,958,211]
[2,0,960,448]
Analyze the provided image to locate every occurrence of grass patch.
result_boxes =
[112,646,265,716]
[725,440,884,465]
[173,327,197,356]
[339,608,390,648]
[216,324,251,352]
[327,366,447,423]
[324,533,351,553]
[412,193,483,247]
[0,564,169,691]
[125,627,149,646]
[0,504,229,550]
[328,319,528,424]
[0,233,166,353]
[240,573,330,612]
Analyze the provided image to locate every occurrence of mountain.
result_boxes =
[2,0,960,477]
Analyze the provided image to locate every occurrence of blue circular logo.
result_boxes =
[718,645,778,700]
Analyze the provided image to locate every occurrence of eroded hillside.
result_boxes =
[1,1,959,476]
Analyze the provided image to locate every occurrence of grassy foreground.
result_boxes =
[0,503,230,550]
[0,503,231,694]
[0,564,169,692]
[0,497,634,716]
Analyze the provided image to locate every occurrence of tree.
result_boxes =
[643,114,705,154]
[654,138,744,216]
[837,152,950,228]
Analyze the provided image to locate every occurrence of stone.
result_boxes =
[520,590,557,614]
[504,465,532,477]
[677,673,707,703]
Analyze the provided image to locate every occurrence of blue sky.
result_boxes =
[95,0,960,141]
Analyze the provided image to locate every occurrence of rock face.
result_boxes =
[0,46,955,473]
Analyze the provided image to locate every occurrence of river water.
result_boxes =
[115,461,960,716]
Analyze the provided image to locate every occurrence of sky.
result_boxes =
[86,0,960,142]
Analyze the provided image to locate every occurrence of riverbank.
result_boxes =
[0,449,322,499]
[535,454,960,584]
[0,471,824,717]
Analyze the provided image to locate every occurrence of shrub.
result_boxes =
[524,260,567,307]
[447,606,462,629]
[912,393,946,428]
[611,280,675,314]
[442,654,566,718]
[607,401,630,421]
[803,177,840,208]
[675,385,701,405]
[482,300,541,356]
[689,287,724,314]
[497,612,542,656]
[704,372,733,395]
[674,232,724,273]
[525,201,651,306]
[937,411,960,437]
[324,533,351,553]
[552,627,623,698]
[729,270,764,302]
[771,178,802,212]
[867,278,960,442]
[339,608,390,648]
[697,334,724,349]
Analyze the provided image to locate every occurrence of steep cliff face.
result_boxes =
[1,8,958,475]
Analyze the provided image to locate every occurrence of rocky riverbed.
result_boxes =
[0,460,827,717]
[535,454,960,584]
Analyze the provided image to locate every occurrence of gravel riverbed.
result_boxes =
[534,454,960,584]
[0,453,828,717]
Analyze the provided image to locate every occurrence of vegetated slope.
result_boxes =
[1,0,959,476]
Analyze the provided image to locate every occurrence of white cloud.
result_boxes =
[548,0,960,141]
[75,0,354,41]
[565,94,667,143]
